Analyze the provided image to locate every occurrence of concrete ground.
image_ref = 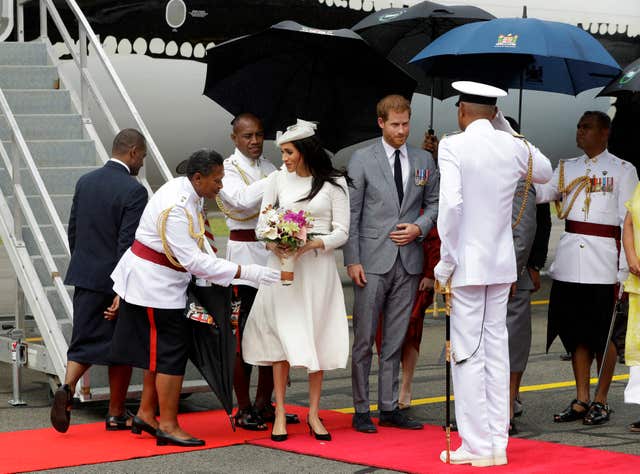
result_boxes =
[1,217,639,472]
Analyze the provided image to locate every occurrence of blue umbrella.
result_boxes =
[410,18,621,125]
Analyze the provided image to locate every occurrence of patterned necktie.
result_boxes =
[394,149,404,204]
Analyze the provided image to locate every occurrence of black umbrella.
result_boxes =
[352,1,494,129]
[598,56,640,97]
[203,21,416,152]
[187,282,235,417]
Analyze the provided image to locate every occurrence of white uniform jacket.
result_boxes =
[111,177,238,309]
[438,119,553,288]
[536,150,638,284]
[217,149,277,287]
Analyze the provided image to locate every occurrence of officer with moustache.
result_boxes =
[435,82,552,467]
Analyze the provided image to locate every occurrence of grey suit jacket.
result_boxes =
[512,179,537,290]
[343,140,439,275]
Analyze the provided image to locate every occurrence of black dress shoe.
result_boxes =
[629,419,640,432]
[156,429,205,447]
[270,431,288,442]
[352,411,377,433]
[105,410,134,431]
[50,384,73,433]
[553,399,589,423]
[307,417,331,441]
[131,416,158,436]
[234,407,268,431]
[257,403,300,424]
[583,402,612,425]
[379,409,423,430]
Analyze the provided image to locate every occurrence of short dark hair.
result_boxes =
[186,149,223,179]
[231,112,262,133]
[376,94,411,121]
[112,128,145,155]
[582,110,611,130]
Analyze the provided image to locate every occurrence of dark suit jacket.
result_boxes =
[64,160,148,293]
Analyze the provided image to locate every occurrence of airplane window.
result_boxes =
[166,0,187,29]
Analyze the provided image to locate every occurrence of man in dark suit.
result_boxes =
[50,129,148,433]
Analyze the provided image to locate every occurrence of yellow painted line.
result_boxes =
[333,374,630,414]
[24,337,43,343]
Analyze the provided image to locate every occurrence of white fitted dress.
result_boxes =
[242,169,350,372]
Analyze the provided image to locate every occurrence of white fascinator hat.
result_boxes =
[275,119,317,146]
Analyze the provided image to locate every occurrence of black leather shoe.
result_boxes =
[156,429,205,447]
[50,384,73,433]
[234,407,268,431]
[131,416,157,436]
[583,402,612,425]
[629,419,640,432]
[352,411,377,433]
[105,410,134,431]
[270,431,288,442]
[307,417,331,441]
[379,409,423,430]
[257,403,300,424]
[553,399,589,423]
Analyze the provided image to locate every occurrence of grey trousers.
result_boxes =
[351,257,419,413]
[506,288,532,373]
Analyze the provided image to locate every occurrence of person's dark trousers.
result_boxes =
[233,285,274,410]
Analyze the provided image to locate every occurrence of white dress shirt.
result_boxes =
[111,177,238,309]
[536,149,638,284]
[381,138,409,189]
[217,148,277,287]
[438,119,553,287]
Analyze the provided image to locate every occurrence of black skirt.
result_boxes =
[547,280,619,353]
[67,288,117,365]
[110,300,189,376]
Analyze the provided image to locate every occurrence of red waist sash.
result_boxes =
[131,240,186,272]
[565,220,621,241]
[229,229,258,242]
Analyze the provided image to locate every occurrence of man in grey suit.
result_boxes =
[344,95,439,432]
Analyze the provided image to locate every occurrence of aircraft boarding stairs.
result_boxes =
[0,1,209,406]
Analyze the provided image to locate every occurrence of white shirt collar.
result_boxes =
[109,158,130,173]
[181,176,203,209]
[465,118,494,133]
[584,149,608,164]
[381,137,408,160]
[233,148,264,168]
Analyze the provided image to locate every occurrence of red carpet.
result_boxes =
[2,407,638,473]
[250,423,640,473]
[0,406,351,473]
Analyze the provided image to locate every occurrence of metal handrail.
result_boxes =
[0,88,73,319]
[39,0,174,185]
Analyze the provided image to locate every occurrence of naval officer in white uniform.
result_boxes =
[216,113,284,430]
[537,111,638,426]
[434,82,552,467]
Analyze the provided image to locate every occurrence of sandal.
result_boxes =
[234,407,268,431]
[629,419,640,432]
[553,399,589,423]
[583,402,612,425]
[105,409,135,431]
[257,402,300,424]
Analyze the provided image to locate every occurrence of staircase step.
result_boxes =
[6,194,73,225]
[44,286,74,324]
[0,65,59,89]
[22,224,69,256]
[0,114,83,140]
[0,140,98,167]
[3,90,72,114]
[0,42,49,66]
[31,254,70,288]
[0,165,98,195]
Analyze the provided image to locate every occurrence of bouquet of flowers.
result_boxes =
[256,205,313,284]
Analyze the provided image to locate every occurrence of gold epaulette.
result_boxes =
[157,206,205,268]
[554,160,591,219]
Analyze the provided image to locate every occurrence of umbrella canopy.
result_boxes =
[410,17,621,96]
[352,1,494,98]
[598,57,640,97]
[187,283,235,415]
[203,20,416,152]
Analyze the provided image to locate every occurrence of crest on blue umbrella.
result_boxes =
[598,57,640,97]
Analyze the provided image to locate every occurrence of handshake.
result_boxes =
[240,264,280,286]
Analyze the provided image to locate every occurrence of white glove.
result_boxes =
[490,110,517,135]
[240,264,280,286]
[434,260,455,287]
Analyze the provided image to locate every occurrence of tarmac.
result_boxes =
[1,218,640,472]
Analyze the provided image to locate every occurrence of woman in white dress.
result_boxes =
[242,119,350,442]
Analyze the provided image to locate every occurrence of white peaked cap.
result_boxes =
[276,119,317,146]
[453,81,507,106]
